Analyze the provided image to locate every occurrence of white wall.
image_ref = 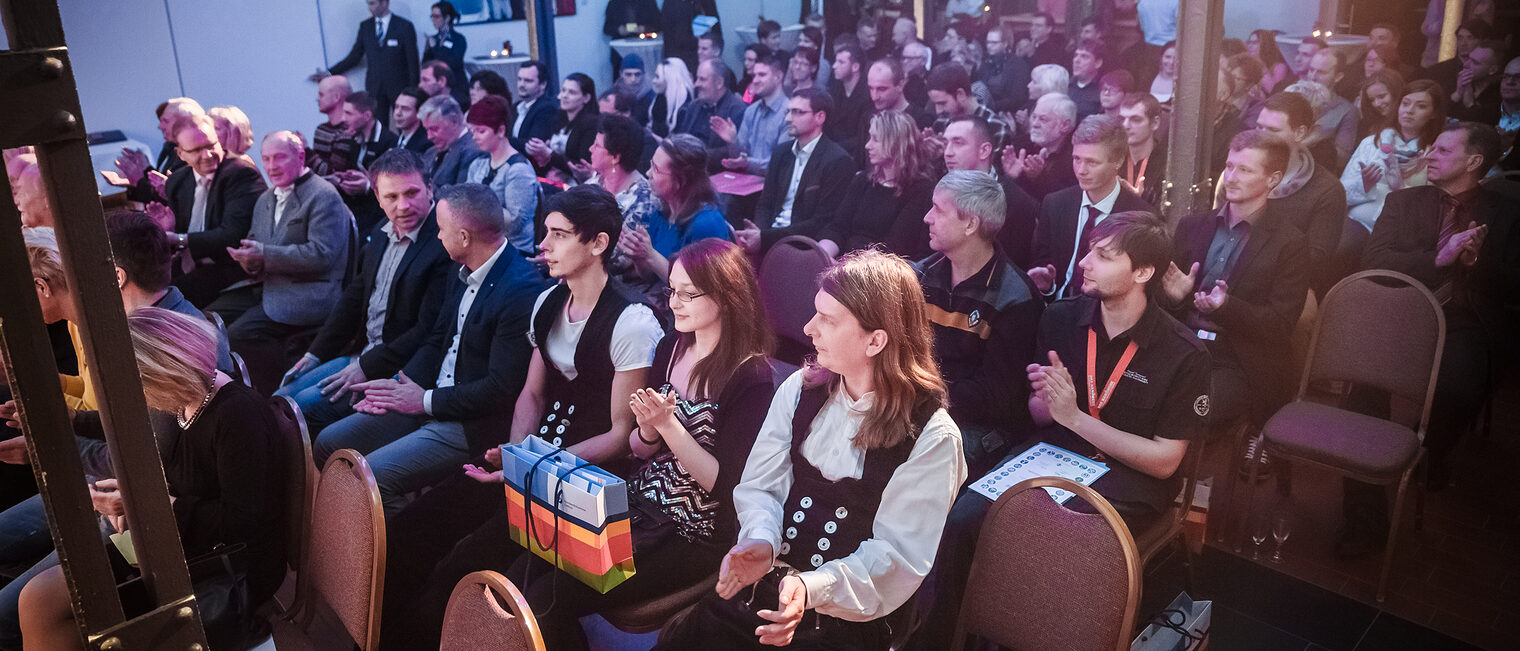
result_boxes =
[1223,0,1321,40]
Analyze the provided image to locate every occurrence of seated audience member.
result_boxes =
[209,105,254,165]
[525,72,601,178]
[738,43,772,102]
[106,210,234,373]
[826,44,873,154]
[588,116,662,289]
[698,29,726,67]
[331,91,398,232]
[1030,115,1152,299]
[788,46,823,93]
[311,76,355,172]
[902,41,934,108]
[1501,57,1520,150]
[312,183,548,515]
[1023,63,1071,129]
[9,154,53,228]
[737,88,857,254]
[595,89,660,172]
[654,249,966,651]
[713,53,790,175]
[118,97,203,202]
[1447,42,1504,124]
[1249,29,1297,95]
[1291,37,1325,79]
[916,170,1043,474]
[818,110,937,260]
[1163,131,1307,434]
[392,86,434,153]
[757,18,786,62]
[860,59,936,166]
[1359,122,1517,505]
[224,131,354,393]
[1357,70,1407,140]
[468,70,512,107]
[1119,92,1169,208]
[420,95,486,188]
[16,308,287,651]
[1150,41,1178,103]
[1262,90,1339,175]
[979,24,1032,113]
[512,239,777,650]
[675,58,747,160]
[1251,92,1351,295]
[615,54,655,123]
[621,134,731,284]
[1068,38,1107,119]
[1342,80,1445,233]
[379,185,661,650]
[159,113,268,310]
[1222,54,1266,131]
[1099,70,1136,118]
[279,149,452,433]
[420,60,453,101]
[940,116,1040,268]
[24,228,98,412]
[1026,12,1068,68]
[859,16,890,62]
[1302,49,1361,166]
[1004,93,1080,201]
[649,57,695,139]
[914,211,1208,649]
[1419,19,1490,96]
[463,95,538,255]
[510,61,559,150]
[927,62,1012,152]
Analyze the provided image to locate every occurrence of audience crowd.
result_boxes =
[3,0,1519,649]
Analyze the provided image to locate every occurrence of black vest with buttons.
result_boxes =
[776,382,931,572]
[530,280,641,449]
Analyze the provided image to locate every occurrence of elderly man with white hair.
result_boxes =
[418,94,485,187]
[1004,92,1079,200]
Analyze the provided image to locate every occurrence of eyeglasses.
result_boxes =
[662,287,707,303]
[1504,74,1520,83]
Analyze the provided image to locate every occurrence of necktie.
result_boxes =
[376,19,384,40]
[1065,205,1104,298]
[274,190,290,229]
[189,176,212,234]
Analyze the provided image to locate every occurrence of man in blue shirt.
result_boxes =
[712,53,790,175]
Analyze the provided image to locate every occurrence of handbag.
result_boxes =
[117,543,266,651]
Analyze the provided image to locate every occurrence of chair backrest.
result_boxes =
[952,477,1141,651]
[757,236,832,346]
[307,450,387,650]
[269,396,315,601]
[440,571,546,651]
[1300,270,1444,429]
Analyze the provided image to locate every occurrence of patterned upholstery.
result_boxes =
[758,236,833,347]
[954,478,1140,651]
[440,571,545,651]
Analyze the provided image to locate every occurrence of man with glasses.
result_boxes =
[737,87,856,255]
[902,41,933,109]
[159,112,267,309]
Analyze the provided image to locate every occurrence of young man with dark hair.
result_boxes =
[511,60,559,150]
[826,44,873,154]
[927,62,1012,152]
[392,86,433,153]
[1118,92,1168,208]
[1069,38,1107,119]
[419,60,453,99]
[912,209,1210,649]
[738,87,857,254]
[1253,91,1349,295]
[940,116,1041,269]
[332,90,399,231]
[378,184,662,650]
[713,54,790,175]
[105,209,233,372]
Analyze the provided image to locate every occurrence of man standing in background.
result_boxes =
[312,0,420,129]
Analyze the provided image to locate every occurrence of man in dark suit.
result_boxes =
[1161,131,1307,429]
[226,131,355,393]
[313,182,548,515]
[318,0,420,128]
[419,95,485,188]
[1029,114,1151,300]
[279,149,453,432]
[331,91,399,232]
[736,88,856,255]
[391,86,434,154]
[118,97,203,203]
[510,60,559,151]
[160,113,268,310]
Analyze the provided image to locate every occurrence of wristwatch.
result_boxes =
[176,233,189,250]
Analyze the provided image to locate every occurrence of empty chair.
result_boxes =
[951,477,1141,651]
[1241,270,1443,602]
[268,395,316,616]
[757,235,832,359]
[270,449,387,650]
[439,571,545,651]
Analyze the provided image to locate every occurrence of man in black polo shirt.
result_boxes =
[916,170,1043,476]
[910,210,1209,650]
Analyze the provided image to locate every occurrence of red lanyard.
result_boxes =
[1086,329,1139,419]
[1127,156,1150,194]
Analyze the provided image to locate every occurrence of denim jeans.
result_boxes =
[274,356,359,434]
[313,412,471,516]
[0,505,112,650]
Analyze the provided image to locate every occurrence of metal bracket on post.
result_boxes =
[1161,0,1225,224]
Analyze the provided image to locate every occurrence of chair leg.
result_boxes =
[1378,467,1418,603]
[1213,421,1247,544]
[1179,535,1197,594]
[1235,438,1265,553]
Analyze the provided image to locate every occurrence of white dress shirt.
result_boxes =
[423,241,508,415]
[1056,181,1123,297]
[374,13,390,39]
[733,370,967,621]
[774,134,821,228]
[363,220,421,353]
[189,171,213,234]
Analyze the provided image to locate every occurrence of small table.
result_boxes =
[1276,32,1369,60]
[465,54,529,82]
[611,37,664,67]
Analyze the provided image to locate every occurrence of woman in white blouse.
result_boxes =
[653,249,967,650]
[1341,79,1446,232]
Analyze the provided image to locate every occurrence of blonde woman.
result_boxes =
[208,106,254,164]
[649,57,694,139]
[818,110,937,259]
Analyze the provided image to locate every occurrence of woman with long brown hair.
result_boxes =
[1357,69,1408,139]
[655,249,966,650]
[1342,79,1447,231]
[817,110,937,259]
[618,134,731,283]
[507,238,775,651]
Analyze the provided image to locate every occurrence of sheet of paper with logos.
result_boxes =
[970,442,1110,505]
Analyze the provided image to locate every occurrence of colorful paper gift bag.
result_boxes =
[501,436,635,593]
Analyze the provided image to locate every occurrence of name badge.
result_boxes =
[1196,329,1217,341]
[441,39,453,49]
[386,38,399,47]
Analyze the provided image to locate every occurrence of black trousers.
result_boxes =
[654,568,891,651]
[227,297,316,395]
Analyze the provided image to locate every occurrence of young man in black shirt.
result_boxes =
[910,210,1210,650]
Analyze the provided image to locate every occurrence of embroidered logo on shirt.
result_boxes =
[967,309,982,328]
[1123,370,1148,384]
[1194,395,1211,417]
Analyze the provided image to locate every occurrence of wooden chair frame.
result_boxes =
[950,476,1142,651]
[269,395,317,619]
[1136,439,1207,589]
[290,449,388,650]
[441,570,547,651]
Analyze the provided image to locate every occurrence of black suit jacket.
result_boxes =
[307,215,454,380]
[334,124,398,232]
[395,126,433,154]
[997,174,1042,271]
[403,246,549,452]
[1032,184,1152,296]
[754,135,857,250]
[165,157,267,262]
[329,15,420,100]
[1171,207,1309,411]
[511,94,561,151]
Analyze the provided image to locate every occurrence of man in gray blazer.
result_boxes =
[419,95,485,188]
[227,131,355,392]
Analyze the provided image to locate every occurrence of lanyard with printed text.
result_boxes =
[1086,328,1139,419]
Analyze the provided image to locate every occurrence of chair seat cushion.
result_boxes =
[1262,401,1420,478]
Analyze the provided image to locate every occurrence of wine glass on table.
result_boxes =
[1251,517,1269,560]
[1271,514,1292,563]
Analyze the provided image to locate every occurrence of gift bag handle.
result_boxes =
[522,450,597,557]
